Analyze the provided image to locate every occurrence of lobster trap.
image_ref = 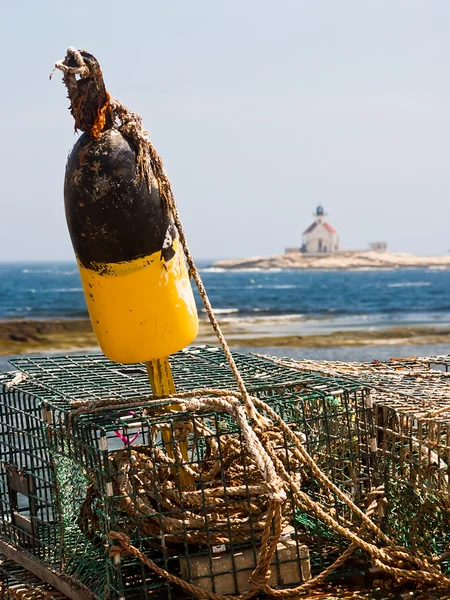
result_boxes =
[268,353,450,572]
[0,347,377,599]
[371,356,450,567]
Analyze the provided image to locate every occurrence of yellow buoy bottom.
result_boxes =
[78,244,198,363]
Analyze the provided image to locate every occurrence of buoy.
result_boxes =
[60,49,198,364]
[56,48,197,487]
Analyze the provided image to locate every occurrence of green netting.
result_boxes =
[384,479,450,561]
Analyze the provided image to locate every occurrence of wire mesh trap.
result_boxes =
[0,347,379,599]
[262,353,450,573]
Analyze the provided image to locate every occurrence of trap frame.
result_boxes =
[0,553,446,600]
[0,553,68,600]
[264,353,450,567]
[0,347,377,599]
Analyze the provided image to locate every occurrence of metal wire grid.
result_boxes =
[266,354,450,419]
[0,383,61,565]
[0,553,438,600]
[374,400,450,487]
[416,355,450,372]
[261,354,450,568]
[0,555,68,600]
[84,404,369,598]
[264,388,375,575]
[262,354,450,492]
[0,376,110,599]
[376,405,450,567]
[47,389,374,598]
[7,346,364,412]
[102,411,286,598]
[373,396,450,566]
[0,349,376,599]
[2,350,450,598]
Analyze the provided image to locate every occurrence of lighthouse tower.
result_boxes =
[302,205,339,254]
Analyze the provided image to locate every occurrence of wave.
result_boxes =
[247,284,300,290]
[49,288,83,293]
[201,307,305,317]
[387,282,432,288]
[27,288,83,293]
[201,308,239,314]
[22,269,77,275]
[199,267,226,273]
[232,268,283,273]
[197,305,450,319]
[206,313,305,325]
[345,267,398,272]
[202,267,284,273]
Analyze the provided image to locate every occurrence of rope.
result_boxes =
[54,49,450,597]
[51,47,89,79]
[108,96,263,429]
[107,486,386,599]
[75,390,450,591]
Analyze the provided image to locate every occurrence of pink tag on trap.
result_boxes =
[114,411,141,445]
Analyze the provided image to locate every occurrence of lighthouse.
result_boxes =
[302,205,339,254]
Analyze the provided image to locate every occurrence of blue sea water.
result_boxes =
[0,262,450,369]
[1,262,450,328]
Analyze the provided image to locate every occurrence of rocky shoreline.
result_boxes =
[213,251,450,270]
[1,319,449,357]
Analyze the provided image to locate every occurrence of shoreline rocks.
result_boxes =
[213,251,450,270]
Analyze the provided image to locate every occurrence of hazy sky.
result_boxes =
[1,1,449,261]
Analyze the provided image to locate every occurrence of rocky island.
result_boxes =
[214,204,450,270]
[213,250,450,270]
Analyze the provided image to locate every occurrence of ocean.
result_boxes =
[1,262,450,368]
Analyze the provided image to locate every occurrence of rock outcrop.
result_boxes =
[213,251,450,270]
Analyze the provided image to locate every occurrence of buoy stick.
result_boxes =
[145,357,194,488]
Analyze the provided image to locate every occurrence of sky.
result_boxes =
[1,1,449,261]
